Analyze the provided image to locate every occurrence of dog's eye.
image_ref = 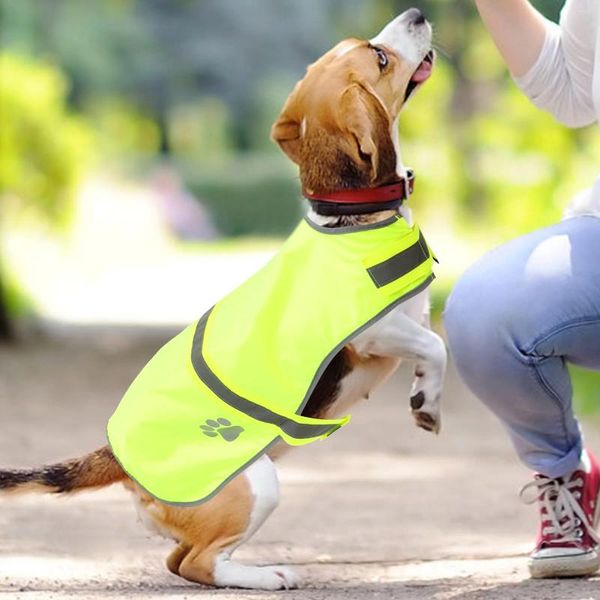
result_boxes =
[372,46,388,70]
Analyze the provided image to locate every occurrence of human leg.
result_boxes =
[444,216,600,577]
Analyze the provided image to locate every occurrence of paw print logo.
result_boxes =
[200,418,244,442]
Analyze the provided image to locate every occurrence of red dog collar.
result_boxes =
[304,170,415,204]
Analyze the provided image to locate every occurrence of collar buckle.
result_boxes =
[404,168,415,200]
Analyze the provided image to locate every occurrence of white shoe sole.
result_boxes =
[529,478,600,579]
[529,550,600,578]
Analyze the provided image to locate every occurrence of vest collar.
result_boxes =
[304,170,415,216]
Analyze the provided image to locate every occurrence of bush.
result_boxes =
[0,52,92,227]
[183,155,303,238]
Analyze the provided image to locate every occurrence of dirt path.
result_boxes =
[0,327,598,599]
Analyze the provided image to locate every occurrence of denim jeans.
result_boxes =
[444,216,600,478]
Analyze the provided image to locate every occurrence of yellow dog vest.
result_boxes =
[107,215,435,505]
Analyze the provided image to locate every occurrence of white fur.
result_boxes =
[395,114,414,228]
[240,455,280,543]
[370,9,432,68]
[352,293,446,432]
[392,116,406,180]
[212,456,302,590]
[132,495,177,541]
[213,557,301,590]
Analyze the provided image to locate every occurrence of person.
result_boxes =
[444,0,600,579]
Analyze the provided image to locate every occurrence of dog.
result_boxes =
[0,8,445,591]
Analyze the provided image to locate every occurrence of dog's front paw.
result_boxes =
[409,384,441,434]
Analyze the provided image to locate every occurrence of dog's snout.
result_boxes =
[405,7,426,26]
[371,8,433,70]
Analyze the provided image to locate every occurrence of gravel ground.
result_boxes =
[0,326,599,600]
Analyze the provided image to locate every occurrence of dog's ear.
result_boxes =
[271,116,302,164]
[338,84,395,184]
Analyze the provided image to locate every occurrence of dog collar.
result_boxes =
[307,198,403,216]
[304,170,414,204]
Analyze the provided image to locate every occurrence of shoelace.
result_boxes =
[520,475,600,545]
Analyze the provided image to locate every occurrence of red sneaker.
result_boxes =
[520,449,600,578]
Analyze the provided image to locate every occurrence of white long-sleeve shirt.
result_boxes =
[514,0,600,217]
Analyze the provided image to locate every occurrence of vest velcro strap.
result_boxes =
[367,230,431,288]
[191,310,344,441]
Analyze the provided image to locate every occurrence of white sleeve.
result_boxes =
[514,0,596,128]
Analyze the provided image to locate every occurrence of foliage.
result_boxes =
[399,40,595,244]
[570,366,600,416]
[0,51,92,340]
[86,98,162,160]
[2,270,34,319]
[0,52,91,227]
[183,156,302,237]
[0,0,364,153]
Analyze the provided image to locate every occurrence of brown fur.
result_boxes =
[123,475,253,586]
[271,39,416,195]
[301,347,354,419]
[0,446,125,494]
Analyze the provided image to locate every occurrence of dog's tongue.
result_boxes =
[411,59,432,83]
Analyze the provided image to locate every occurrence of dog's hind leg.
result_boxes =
[166,542,191,575]
[208,455,300,590]
[159,455,300,589]
[178,541,300,590]
[210,550,301,590]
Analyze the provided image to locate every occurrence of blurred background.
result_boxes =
[0,0,598,414]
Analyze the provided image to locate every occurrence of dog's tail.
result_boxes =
[0,446,127,496]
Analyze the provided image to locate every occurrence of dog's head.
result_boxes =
[272,8,434,194]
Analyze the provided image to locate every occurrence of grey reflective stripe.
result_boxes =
[191,309,340,440]
[304,215,399,235]
[367,231,430,288]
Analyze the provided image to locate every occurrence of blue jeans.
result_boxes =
[444,216,600,478]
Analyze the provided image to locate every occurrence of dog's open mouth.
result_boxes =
[404,50,435,101]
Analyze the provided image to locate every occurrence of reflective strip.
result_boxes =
[367,231,430,288]
[191,310,341,440]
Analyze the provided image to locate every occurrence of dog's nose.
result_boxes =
[405,7,426,25]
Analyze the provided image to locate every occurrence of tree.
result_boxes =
[1,0,366,154]
[0,52,91,340]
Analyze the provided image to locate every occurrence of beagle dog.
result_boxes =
[0,9,445,591]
